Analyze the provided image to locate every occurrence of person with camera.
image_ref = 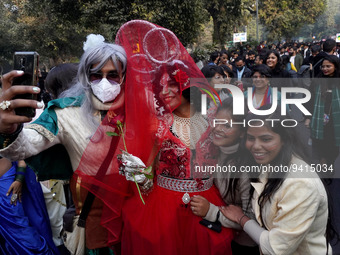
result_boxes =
[0,35,127,254]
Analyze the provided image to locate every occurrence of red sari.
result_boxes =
[121,134,233,255]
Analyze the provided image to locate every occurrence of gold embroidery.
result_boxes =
[26,124,55,142]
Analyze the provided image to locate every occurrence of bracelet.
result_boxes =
[15,174,25,183]
[16,166,27,173]
[238,214,247,226]
[140,178,154,194]
[15,166,26,183]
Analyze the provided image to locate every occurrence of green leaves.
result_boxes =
[1,0,208,68]
[143,166,154,179]
[202,0,254,47]
[258,0,325,40]
[299,0,339,39]
[106,132,119,137]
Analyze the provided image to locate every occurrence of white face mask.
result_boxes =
[90,78,122,103]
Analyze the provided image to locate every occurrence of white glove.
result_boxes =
[118,151,147,183]
[124,172,146,183]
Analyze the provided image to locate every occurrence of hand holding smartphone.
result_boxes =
[12,51,39,117]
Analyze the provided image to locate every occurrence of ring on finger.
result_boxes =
[0,100,11,111]
[11,193,18,202]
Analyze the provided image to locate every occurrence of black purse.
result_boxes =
[199,211,222,233]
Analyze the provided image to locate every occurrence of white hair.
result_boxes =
[60,43,127,133]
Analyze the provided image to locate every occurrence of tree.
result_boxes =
[142,0,208,47]
[298,0,340,40]
[77,0,207,46]
[1,0,89,66]
[0,0,207,68]
[203,0,255,47]
[258,0,326,41]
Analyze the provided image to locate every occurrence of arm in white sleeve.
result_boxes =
[247,178,326,255]
[243,219,266,244]
[0,127,60,161]
[204,203,242,229]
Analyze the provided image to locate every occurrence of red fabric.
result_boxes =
[70,174,109,249]
[121,184,233,255]
[75,19,230,251]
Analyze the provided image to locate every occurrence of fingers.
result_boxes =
[11,193,21,205]
[219,206,229,218]
[191,205,197,214]
[7,98,43,110]
[125,172,146,183]
[6,185,13,196]
[190,196,202,206]
[190,205,200,215]
[9,181,22,205]
[190,201,200,207]
[1,70,41,104]
[190,198,200,212]
[15,191,22,203]
[190,196,210,217]
[190,195,204,203]
[9,192,19,205]
[1,70,24,90]
[2,85,41,101]
[0,97,43,134]
[219,205,227,212]
[0,112,31,133]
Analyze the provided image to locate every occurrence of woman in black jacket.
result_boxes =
[264,50,291,91]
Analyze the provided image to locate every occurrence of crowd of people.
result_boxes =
[0,20,339,255]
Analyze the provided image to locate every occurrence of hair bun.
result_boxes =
[83,34,105,52]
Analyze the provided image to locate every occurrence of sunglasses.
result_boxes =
[89,71,121,84]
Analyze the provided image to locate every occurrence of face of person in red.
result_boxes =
[159,72,182,111]
[245,124,283,165]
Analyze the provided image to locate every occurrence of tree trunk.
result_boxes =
[212,17,220,46]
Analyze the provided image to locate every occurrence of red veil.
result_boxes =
[74,20,215,246]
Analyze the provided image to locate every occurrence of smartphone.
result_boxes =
[12,51,39,117]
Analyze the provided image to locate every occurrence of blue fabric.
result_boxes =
[237,66,245,81]
[0,163,59,255]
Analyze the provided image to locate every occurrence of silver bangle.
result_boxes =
[140,178,153,193]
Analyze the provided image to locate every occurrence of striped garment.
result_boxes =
[311,84,340,146]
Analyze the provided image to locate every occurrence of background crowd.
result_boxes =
[0,21,340,255]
